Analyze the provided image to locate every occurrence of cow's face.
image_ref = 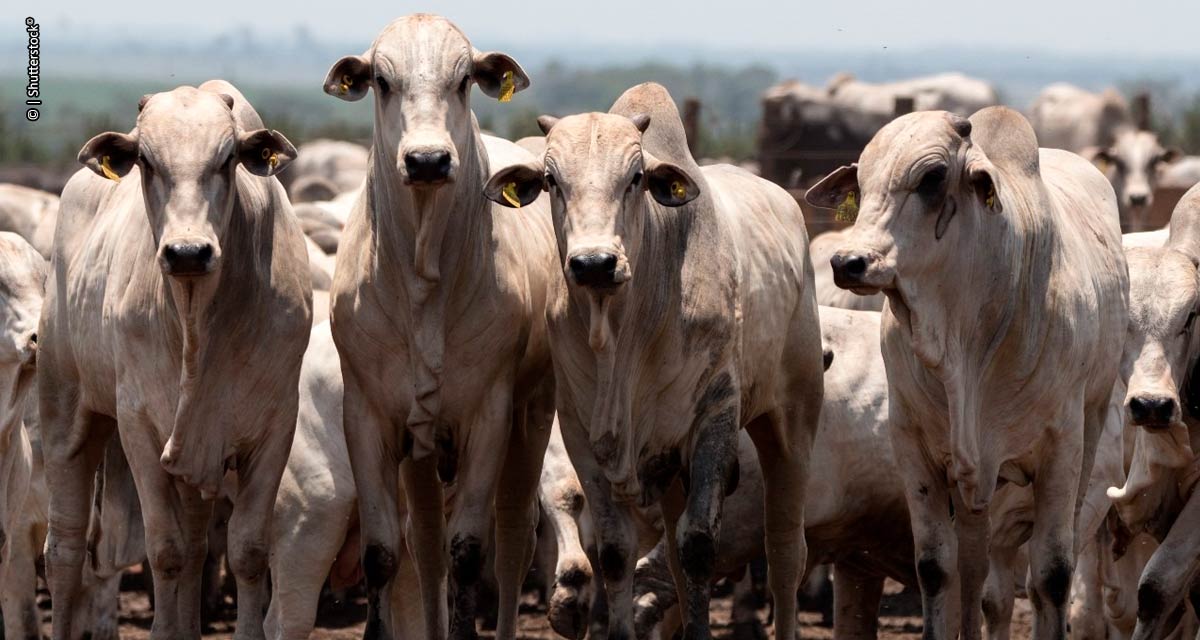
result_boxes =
[483,113,698,296]
[324,14,529,188]
[1092,129,1179,224]
[77,87,295,280]
[0,235,43,375]
[808,112,999,296]
[1121,247,1200,432]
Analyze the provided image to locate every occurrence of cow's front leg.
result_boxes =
[493,395,554,640]
[676,405,739,640]
[228,409,297,640]
[745,403,817,640]
[832,562,886,640]
[342,373,407,640]
[1028,421,1084,640]
[952,488,990,640]
[444,390,515,640]
[559,410,639,640]
[1129,488,1200,640]
[397,455,446,639]
[889,422,959,640]
[118,407,211,640]
[981,544,1021,640]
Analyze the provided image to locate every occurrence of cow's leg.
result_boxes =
[116,408,210,640]
[228,422,295,640]
[265,493,355,640]
[558,411,638,640]
[343,374,407,640]
[982,545,1019,640]
[1068,533,1108,640]
[746,404,816,640]
[676,406,738,640]
[1028,426,1084,640]
[632,538,678,640]
[889,422,959,640]
[832,562,885,640]
[396,455,445,640]
[2,506,43,640]
[42,409,112,640]
[542,483,594,640]
[952,490,990,640]
[732,568,767,640]
[74,571,122,640]
[1129,490,1200,640]
[493,399,554,640]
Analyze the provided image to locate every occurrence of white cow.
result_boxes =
[284,139,369,203]
[0,184,58,257]
[810,229,884,311]
[39,80,311,639]
[810,106,1127,640]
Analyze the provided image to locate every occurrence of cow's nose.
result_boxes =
[1129,193,1149,207]
[1128,395,1176,428]
[568,253,620,289]
[161,243,215,277]
[830,253,869,286]
[404,150,453,184]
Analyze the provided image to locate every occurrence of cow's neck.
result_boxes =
[367,128,490,459]
[578,193,719,499]
[892,197,1058,510]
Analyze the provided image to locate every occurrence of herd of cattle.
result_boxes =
[4,11,1200,640]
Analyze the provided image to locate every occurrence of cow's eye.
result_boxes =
[376,76,390,95]
[916,167,946,199]
[459,75,470,95]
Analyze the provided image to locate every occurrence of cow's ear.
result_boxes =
[805,164,858,210]
[323,55,372,102]
[472,50,530,101]
[1083,146,1116,171]
[1161,147,1183,164]
[239,129,297,177]
[484,162,544,208]
[78,132,139,181]
[965,147,1002,214]
[644,152,699,207]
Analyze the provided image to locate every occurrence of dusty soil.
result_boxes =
[35,579,1034,639]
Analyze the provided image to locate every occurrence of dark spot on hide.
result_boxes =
[822,348,834,371]
[918,485,929,496]
[681,530,717,581]
[437,430,457,483]
[450,534,484,585]
[916,556,946,596]
[695,372,735,421]
[1139,580,1166,621]
[599,544,628,583]
[362,543,397,590]
[638,449,682,507]
[1042,557,1072,608]
[592,431,619,469]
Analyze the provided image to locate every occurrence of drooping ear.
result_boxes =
[238,129,298,177]
[805,164,859,210]
[484,162,545,209]
[472,50,531,101]
[537,115,560,135]
[323,55,372,102]
[643,151,700,207]
[965,145,1002,214]
[78,132,139,181]
[629,114,651,133]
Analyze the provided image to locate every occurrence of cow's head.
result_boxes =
[483,113,699,296]
[1121,247,1200,435]
[77,87,295,280]
[807,111,1001,297]
[1089,129,1179,227]
[0,233,44,454]
[324,14,529,188]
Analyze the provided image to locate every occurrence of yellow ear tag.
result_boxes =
[498,70,515,103]
[985,185,996,209]
[340,74,352,95]
[671,181,686,200]
[100,156,121,182]
[835,191,858,223]
[501,182,521,208]
[269,153,279,171]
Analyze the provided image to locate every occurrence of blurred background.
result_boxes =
[4,0,1200,177]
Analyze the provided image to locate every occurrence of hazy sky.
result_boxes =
[34,0,1200,58]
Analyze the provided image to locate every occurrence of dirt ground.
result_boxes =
[36,578,1034,639]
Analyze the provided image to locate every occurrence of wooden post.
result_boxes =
[683,97,701,156]
[1133,92,1152,131]
[894,96,915,118]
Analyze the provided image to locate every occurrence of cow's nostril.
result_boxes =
[1129,396,1175,426]
[29,332,37,344]
[404,150,453,184]
[844,256,867,277]
[569,253,621,288]
[162,243,215,276]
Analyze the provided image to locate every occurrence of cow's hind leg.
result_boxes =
[42,408,111,640]
[832,562,885,640]
[982,545,1020,640]
[228,416,296,640]
[2,494,44,640]
[1028,414,1086,640]
[493,398,554,640]
[746,402,816,640]
[1129,489,1200,640]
